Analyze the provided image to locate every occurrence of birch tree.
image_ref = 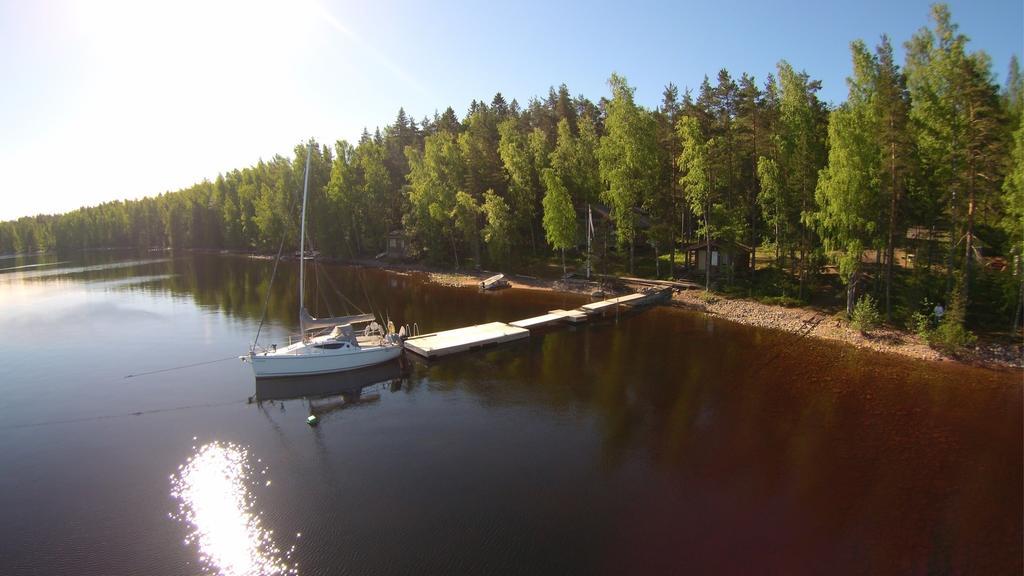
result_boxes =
[598,73,659,273]
[541,168,578,276]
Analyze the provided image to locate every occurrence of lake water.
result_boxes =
[0,253,1020,575]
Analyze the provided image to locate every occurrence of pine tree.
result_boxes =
[1003,109,1024,330]
[491,92,510,121]
[735,73,764,273]
[459,106,505,198]
[874,36,912,319]
[677,115,713,290]
[777,60,828,298]
[436,107,461,134]
[554,84,577,133]
[1004,55,1023,129]
[656,83,682,276]
[906,4,1008,307]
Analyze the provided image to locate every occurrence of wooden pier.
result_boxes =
[403,289,670,359]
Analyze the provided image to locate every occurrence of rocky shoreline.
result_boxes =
[669,291,1023,370]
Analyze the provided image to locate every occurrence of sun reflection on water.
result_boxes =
[170,441,297,576]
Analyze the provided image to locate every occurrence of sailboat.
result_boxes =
[248,144,403,379]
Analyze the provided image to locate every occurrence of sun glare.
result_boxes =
[171,441,297,576]
[2,0,321,220]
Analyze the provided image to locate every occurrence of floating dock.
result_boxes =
[580,292,650,314]
[548,309,588,323]
[403,289,669,359]
[510,309,585,329]
[403,322,529,359]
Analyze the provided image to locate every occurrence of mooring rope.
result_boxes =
[124,356,242,379]
[0,398,247,430]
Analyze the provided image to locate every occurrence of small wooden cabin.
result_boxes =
[681,240,751,274]
[385,230,408,259]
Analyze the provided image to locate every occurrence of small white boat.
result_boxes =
[248,144,403,379]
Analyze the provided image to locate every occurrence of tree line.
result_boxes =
[2,5,1021,332]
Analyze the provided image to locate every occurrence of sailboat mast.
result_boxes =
[299,143,312,318]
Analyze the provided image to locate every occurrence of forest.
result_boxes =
[2,5,1022,340]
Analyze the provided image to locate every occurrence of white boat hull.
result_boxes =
[251,344,402,378]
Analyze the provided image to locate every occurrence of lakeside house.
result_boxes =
[904,225,1006,271]
[681,240,752,275]
[385,230,409,259]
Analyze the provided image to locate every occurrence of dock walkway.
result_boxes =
[510,309,582,329]
[403,322,528,359]
[580,292,649,314]
[548,309,588,323]
[403,290,667,359]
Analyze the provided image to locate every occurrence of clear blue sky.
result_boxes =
[1,0,1020,221]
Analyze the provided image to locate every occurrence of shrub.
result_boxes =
[910,310,932,339]
[928,286,977,354]
[750,266,801,301]
[929,317,977,353]
[850,293,881,333]
[697,291,720,304]
[760,295,804,308]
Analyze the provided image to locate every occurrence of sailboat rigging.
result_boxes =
[247,143,403,378]
[587,203,594,280]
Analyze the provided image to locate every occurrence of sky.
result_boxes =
[1,0,1020,221]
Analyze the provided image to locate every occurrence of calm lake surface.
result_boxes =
[0,252,1020,575]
